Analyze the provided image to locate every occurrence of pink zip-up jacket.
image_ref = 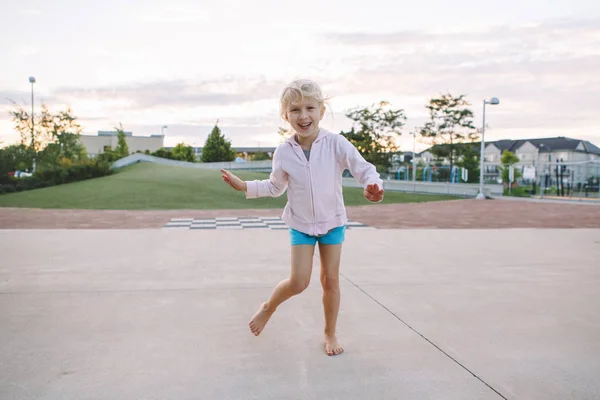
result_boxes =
[245,128,384,236]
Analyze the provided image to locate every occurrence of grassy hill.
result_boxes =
[0,163,458,209]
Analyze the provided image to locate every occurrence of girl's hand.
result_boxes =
[364,183,384,203]
[221,169,247,192]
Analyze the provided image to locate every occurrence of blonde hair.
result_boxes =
[279,79,328,120]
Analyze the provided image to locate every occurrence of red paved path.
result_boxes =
[1,199,599,229]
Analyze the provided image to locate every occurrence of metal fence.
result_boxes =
[390,165,471,183]
[390,160,600,199]
[486,160,600,199]
[526,160,600,199]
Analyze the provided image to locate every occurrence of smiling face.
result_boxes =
[279,79,328,139]
[284,97,325,138]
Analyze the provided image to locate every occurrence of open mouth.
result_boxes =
[298,122,312,129]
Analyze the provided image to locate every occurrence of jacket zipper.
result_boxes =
[307,160,316,236]
[293,135,317,236]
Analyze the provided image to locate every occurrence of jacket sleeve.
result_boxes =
[245,145,288,198]
[336,135,384,191]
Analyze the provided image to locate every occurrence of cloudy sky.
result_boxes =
[1,0,599,152]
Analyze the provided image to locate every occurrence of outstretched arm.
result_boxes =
[222,146,288,198]
[337,136,384,203]
[221,169,247,192]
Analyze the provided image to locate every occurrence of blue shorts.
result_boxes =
[290,225,346,246]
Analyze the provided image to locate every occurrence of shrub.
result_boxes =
[152,148,174,160]
[0,158,113,195]
[36,159,113,185]
[503,186,531,197]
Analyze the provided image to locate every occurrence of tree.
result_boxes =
[420,93,478,172]
[340,101,406,172]
[0,144,31,180]
[499,150,520,184]
[171,142,196,162]
[9,102,48,152]
[8,102,87,168]
[277,126,293,143]
[114,123,129,158]
[201,123,236,163]
[455,143,480,183]
[37,106,87,166]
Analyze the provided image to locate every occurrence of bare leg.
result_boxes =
[319,243,343,355]
[249,244,315,336]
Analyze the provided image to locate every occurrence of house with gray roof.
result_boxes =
[483,136,600,185]
[414,136,600,186]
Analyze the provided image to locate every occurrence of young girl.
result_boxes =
[221,79,384,356]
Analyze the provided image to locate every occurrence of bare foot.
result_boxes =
[249,302,273,336]
[324,334,344,356]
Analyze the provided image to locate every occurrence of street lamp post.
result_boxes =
[410,132,417,181]
[29,76,36,173]
[476,97,500,200]
[161,125,168,136]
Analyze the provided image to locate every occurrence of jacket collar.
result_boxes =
[285,128,328,147]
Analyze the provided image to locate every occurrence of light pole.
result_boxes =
[161,125,168,135]
[410,132,417,181]
[476,97,500,199]
[29,76,36,172]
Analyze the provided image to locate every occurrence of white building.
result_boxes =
[79,131,164,158]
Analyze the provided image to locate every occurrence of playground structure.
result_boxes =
[396,165,469,184]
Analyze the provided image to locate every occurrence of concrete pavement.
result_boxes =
[1,228,599,399]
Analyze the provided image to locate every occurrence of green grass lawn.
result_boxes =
[0,163,459,209]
